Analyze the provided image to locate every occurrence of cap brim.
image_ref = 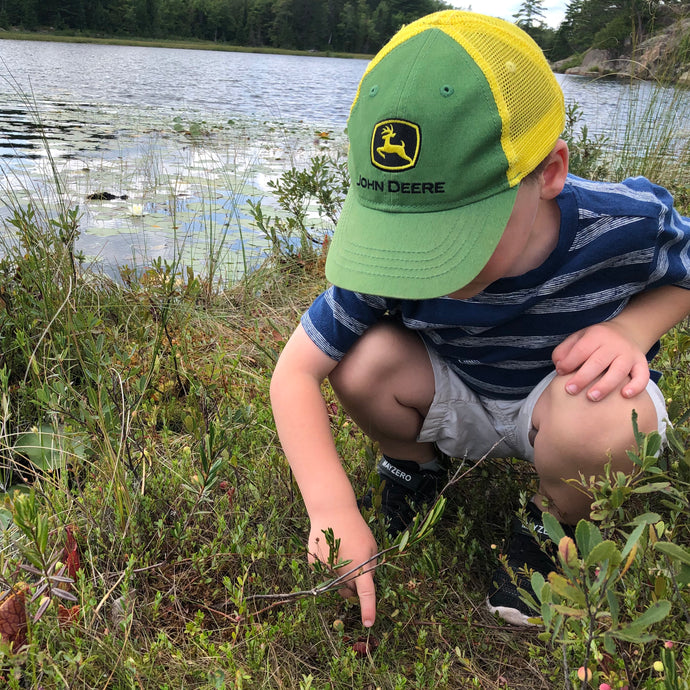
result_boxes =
[325,185,518,299]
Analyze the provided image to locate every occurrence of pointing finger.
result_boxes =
[356,571,377,628]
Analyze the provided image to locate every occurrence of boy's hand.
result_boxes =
[308,508,378,628]
[552,321,649,401]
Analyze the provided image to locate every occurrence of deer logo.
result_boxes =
[371,119,420,171]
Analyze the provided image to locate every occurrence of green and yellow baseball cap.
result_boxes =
[325,10,565,299]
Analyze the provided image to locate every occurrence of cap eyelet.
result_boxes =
[369,85,379,97]
[440,85,454,97]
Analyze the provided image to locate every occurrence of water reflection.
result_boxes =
[0,102,122,159]
[0,39,365,127]
[557,73,689,154]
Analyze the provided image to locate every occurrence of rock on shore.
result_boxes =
[553,18,690,84]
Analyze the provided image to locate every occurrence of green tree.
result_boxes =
[0,0,460,50]
[270,0,294,47]
[245,0,274,46]
[513,0,546,29]
[18,0,39,29]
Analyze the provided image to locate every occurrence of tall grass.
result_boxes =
[570,17,690,191]
[0,78,688,689]
[608,79,690,187]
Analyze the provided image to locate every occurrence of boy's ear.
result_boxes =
[539,139,569,200]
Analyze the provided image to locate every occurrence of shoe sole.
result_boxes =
[485,597,541,627]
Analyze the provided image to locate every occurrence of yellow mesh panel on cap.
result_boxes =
[439,14,565,186]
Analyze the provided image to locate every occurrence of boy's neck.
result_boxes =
[509,197,561,277]
[446,194,563,300]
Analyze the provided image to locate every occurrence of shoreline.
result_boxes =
[0,29,372,60]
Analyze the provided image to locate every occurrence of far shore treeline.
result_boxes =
[0,0,451,55]
[0,0,688,60]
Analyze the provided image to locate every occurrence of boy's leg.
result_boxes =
[488,373,664,625]
[328,321,436,463]
[530,373,660,523]
[328,321,444,533]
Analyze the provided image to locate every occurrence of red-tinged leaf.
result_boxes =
[351,636,379,657]
[50,574,76,585]
[64,525,81,581]
[58,604,80,628]
[52,588,78,603]
[0,588,28,650]
[33,596,51,623]
[18,563,42,576]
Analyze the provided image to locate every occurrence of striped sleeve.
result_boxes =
[301,286,390,361]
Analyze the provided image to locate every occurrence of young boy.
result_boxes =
[270,10,690,627]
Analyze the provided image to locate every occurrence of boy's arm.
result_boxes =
[270,323,378,627]
[553,285,690,401]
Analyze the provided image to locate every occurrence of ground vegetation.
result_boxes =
[0,88,688,688]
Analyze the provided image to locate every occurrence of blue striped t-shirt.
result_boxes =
[302,175,690,399]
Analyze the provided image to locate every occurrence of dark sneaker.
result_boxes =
[361,456,447,536]
[487,501,574,626]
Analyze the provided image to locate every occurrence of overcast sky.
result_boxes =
[448,2,568,29]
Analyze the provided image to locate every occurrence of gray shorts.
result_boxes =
[418,346,669,462]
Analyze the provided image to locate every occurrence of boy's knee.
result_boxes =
[531,375,662,521]
[532,374,659,464]
[329,322,434,409]
[330,323,422,386]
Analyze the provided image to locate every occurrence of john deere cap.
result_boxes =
[325,10,565,299]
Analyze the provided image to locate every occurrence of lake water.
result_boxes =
[0,39,688,281]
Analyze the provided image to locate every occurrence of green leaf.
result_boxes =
[628,511,660,527]
[548,573,586,606]
[609,628,657,643]
[13,425,86,473]
[664,424,686,455]
[540,603,553,630]
[621,521,646,560]
[397,529,410,553]
[14,425,56,471]
[413,496,446,541]
[0,507,13,529]
[606,588,620,627]
[634,481,672,494]
[541,511,566,543]
[626,449,644,468]
[531,571,546,603]
[551,604,587,618]
[641,432,662,458]
[575,520,593,559]
[654,541,690,566]
[585,540,621,569]
[678,563,690,587]
[603,632,616,655]
[576,520,602,557]
[625,599,671,632]
[516,585,539,612]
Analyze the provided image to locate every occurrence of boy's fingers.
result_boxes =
[622,361,650,398]
[356,572,377,628]
[563,352,612,394]
[553,337,590,375]
[577,357,649,401]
